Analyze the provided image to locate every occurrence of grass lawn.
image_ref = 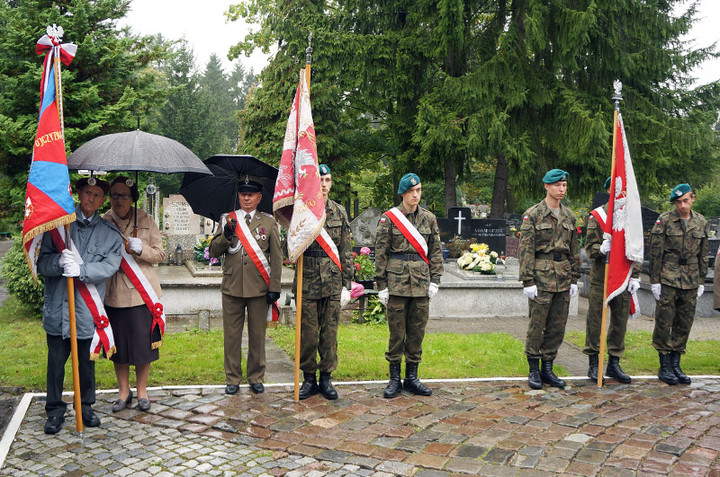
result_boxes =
[565,330,720,375]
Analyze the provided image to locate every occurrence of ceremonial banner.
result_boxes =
[273,71,325,261]
[605,113,643,309]
[22,31,78,279]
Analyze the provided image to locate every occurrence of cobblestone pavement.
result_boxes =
[3,378,720,476]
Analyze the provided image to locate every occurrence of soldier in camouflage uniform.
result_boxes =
[296,164,354,400]
[584,177,640,384]
[649,183,708,385]
[519,169,580,390]
[375,173,444,399]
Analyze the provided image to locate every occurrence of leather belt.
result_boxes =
[390,253,424,261]
[663,255,697,265]
[304,249,328,257]
[535,252,568,261]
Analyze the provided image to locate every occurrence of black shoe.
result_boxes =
[658,352,679,385]
[44,415,64,435]
[136,398,151,412]
[112,391,133,412]
[225,384,239,395]
[383,362,402,399]
[403,362,432,396]
[319,372,338,400]
[299,372,318,400]
[527,358,542,389]
[670,351,691,384]
[250,383,264,394]
[587,354,598,382]
[82,410,101,427]
[540,360,566,388]
[606,356,631,384]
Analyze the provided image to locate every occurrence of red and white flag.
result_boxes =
[605,113,643,314]
[273,70,325,261]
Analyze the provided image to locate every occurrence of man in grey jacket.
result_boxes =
[37,177,123,434]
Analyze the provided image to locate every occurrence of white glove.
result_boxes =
[428,282,439,299]
[128,237,143,255]
[58,249,74,267]
[62,258,80,278]
[378,288,389,306]
[697,285,705,298]
[600,235,612,255]
[651,283,662,301]
[627,278,640,294]
[340,287,351,308]
[523,285,538,300]
[570,283,578,298]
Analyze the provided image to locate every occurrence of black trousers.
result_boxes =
[45,334,95,418]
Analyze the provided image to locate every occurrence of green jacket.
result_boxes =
[649,209,708,289]
[518,199,580,291]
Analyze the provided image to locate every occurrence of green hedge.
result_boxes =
[0,239,44,317]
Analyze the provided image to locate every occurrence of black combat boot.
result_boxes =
[587,354,599,382]
[670,351,691,384]
[527,358,542,389]
[383,362,402,399]
[298,372,318,400]
[540,360,566,388]
[605,356,631,384]
[658,352,679,385]
[403,362,432,396]
[319,372,338,400]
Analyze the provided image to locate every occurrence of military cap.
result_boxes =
[237,175,263,193]
[76,176,110,195]
[604,176,612,190]
[319,164,331,176]
[542,169,569,184]
[110,176,139,201]
[397,173,421,194]
[670,183,692,202]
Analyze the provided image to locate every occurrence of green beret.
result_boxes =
[319,164,331,176]
[397,173,421,194]
[670,183,692,202]
[542,169,569,184]
[604,176,612,190]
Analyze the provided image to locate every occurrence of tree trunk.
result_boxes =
[444,157,457,215]
[490,153,508,218]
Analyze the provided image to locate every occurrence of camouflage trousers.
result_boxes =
[653,285,697,354]
[385,295,429,363]
[584,280,630,357]
[525,289,570,360]
[300,295,340,373]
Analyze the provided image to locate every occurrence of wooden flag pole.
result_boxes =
[294,34,313,401]
[55,49,83,431]
[597,83,622,388]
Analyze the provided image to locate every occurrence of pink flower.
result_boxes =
[355,262,362,271]
[360,247,371,256]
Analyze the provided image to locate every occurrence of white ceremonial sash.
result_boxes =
[316,228,341,270]
[119,246,165,348]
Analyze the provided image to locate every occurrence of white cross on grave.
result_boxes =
[454,214,465,235]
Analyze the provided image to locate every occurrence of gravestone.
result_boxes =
[447,207,472,236]
[350,207,382,246]
[438,216,508,254]
[505,236,520,258]
[163,194,203,262]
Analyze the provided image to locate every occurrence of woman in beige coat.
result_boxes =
[103,177,165,412]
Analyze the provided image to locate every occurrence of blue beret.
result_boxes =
[319,164,331,176]
[397,173,421,194]
[542,169,569,184]
[604,176,612,190]
[670,183,692,202]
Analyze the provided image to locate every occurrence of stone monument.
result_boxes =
[162,194,203,263]
[350,207,382,246]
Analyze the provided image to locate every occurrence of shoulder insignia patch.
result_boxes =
[523,216,529,220]
[656,219,661,224]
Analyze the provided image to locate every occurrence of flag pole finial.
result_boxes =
[613,79,623,111]
[306,32,313,65]
[47,24,64,42]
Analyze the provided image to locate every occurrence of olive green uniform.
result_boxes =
[649,209,708,353]
[519,199,580,360]
[209,211,282,385]
[375,204,443,363]
[295,199,353,374]
[584,204,640,357]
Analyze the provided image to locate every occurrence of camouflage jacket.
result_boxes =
[295,199,354,299]
[586,203,640,284]
[518,199,580,291]
[375,204,444,296]
[649,209,708,289]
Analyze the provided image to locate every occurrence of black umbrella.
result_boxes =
[67,129,211,175]
[180,155,279,221]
